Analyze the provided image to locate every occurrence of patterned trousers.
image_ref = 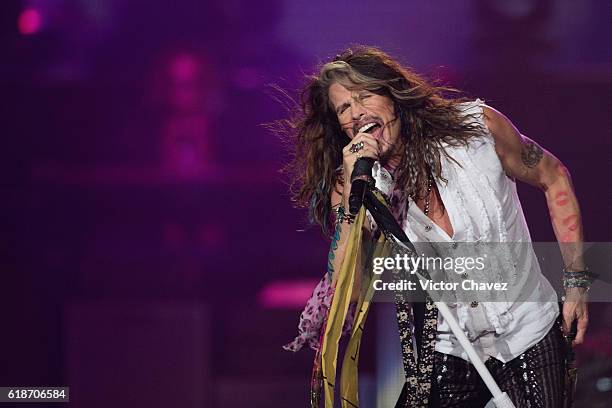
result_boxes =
[428,319,566,408]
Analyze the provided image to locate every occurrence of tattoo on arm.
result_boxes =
[327,219,342,280]
[521,139,544,168]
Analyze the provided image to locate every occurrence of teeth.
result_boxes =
[359,122,377,133]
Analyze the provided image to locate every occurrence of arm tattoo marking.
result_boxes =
[327,220,342,280]
[521,139,544,168]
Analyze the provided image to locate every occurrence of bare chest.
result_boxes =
[414,184,454,238]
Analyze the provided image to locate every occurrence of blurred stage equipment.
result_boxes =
[159,52,216,179]
[65,301,211,408]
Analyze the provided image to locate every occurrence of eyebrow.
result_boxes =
[334,90,372,114]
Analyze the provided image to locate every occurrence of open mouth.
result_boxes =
[359,122,381,133]
[356,121,383,138]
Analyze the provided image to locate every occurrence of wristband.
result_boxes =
[562,268,593,289]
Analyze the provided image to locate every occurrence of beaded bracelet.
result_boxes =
[563,278,590,289]
[562,268,593,289]
[336,205,356,225]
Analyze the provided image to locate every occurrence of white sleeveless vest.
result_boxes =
[372,99,559,362]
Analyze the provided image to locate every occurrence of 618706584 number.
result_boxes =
[1,387,69,402]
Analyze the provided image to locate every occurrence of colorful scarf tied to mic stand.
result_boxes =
[310,188,439,408]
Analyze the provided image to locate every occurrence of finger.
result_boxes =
[353,146,378,160]
[353,132,379,144]
[364,138,380,155]
[349,134,379,152]
[561,304,573,334]
[344,139,378,158]
[343,135,373,151]
[360,147,378,159]
[561,317,571,335]
[573,314,588,346]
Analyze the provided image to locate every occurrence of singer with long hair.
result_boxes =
[279,46,589,407]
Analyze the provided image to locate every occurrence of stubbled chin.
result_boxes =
[378,138,402,167]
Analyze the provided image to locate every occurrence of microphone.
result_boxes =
[348,157,375,215]
[348,116,387,215]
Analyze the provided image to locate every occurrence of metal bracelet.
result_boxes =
[563,277,591,289]
[562,267,594,287]
[562,267,590,275]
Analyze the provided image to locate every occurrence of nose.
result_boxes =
[350,99,367,121]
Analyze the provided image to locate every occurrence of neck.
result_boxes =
[382,156,401,175]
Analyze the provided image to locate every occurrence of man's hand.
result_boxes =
[562,287,589,346]
[341,132,380,208]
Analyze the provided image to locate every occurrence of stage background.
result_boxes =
[2,0,611,406]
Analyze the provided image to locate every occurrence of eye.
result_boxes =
[337,104,349,115]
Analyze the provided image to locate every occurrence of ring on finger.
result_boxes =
[349,141,365,153]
